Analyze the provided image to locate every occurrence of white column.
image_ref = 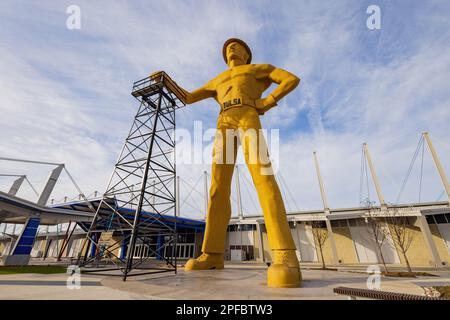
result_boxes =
[256,222,265,263]
[203,171,209,216]
[416,215,444,268]
[363,143,386,207]
[313,152,330,210]
[423,132,450,203]
[235,166,243,219]
[37,164,64,206]
[8,176,25,196]
[130,184,135,209]
[176,176,180,217]
[313,152,340,265]
[152,180,156,206]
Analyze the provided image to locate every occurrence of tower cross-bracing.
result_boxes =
[78,72,186,280]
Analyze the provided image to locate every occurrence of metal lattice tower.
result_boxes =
[79,72,186,280]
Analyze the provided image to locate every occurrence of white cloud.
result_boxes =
[0,1,449,219]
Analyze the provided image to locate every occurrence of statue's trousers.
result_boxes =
[202,106,296,253]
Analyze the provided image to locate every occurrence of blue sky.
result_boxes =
[1,1,450,218]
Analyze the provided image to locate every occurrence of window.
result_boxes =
[229,245,255,260]
[407,216,416,225]
[434,214,448,224]
[330,220,347,228]
[426,215,435,224]
[311,221,326,228]
[228,224,256,232]
[241,224,256,231]
[177,232,195,243]
[330,219,347,228]
[260,224,267,233]
[330,220,340,228]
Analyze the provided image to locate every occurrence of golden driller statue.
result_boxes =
[172,38,300,287]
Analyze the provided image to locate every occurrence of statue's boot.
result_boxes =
[267,250,302,288]
[184,253,224,271]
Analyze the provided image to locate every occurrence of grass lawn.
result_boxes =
[0,265,67,275]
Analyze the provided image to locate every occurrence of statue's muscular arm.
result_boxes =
[177,79,216,105]
[255,64,300,114]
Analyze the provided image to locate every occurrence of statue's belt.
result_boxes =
[221,97,256,111]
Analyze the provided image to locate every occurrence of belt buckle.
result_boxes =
[221,98,256,112]
[222,98,242,111]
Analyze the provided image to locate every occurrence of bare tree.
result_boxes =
[384,207,414,272]
[361,198,389,272]
[311,220,328,269]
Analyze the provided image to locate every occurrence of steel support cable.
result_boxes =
[181,200,203,217]
[0,174,40,197]
[0,157,60,166]
[359,145,372,205]
[63,167,96,213]
[24,177,39,197]
[204,171,209,207]
[53,196,66,204]
[204,171,209,219]
[180,197,203,218]
[233,170,257,217]
[395,135,424,204]
[239,171,260,215]
[278,171,300,212]
[274,172,291,212]
[436,190,445,201]
[180,176,204,199]
[430,132,450,153]
[230,187,249,217]
[179,175,203,209]
[278,172,293,211]
[279,173,292,212]
[179,177,204,215]
[85,191,96,199]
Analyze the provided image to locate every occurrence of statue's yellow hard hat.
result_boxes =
[222,38,252,64]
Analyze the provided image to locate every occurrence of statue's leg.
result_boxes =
[185,115,238,271]
[239,107,301,287]
[201,127,237,254]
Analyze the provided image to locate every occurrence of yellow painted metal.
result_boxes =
[160,38,301,287]
[184,252,224,270]
[267,249,302,288]
[222,38,252,64]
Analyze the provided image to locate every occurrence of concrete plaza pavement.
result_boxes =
[0,262,449,300]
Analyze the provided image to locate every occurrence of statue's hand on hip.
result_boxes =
[254,95,277,115]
